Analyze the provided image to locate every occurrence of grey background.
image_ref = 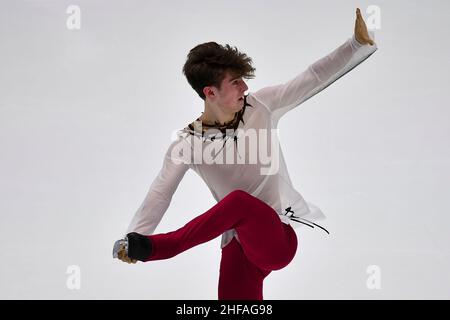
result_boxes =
[0,0,449,299]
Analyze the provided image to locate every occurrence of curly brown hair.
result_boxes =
[182,41,256,100]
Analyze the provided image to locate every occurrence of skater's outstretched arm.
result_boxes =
[115,137,190,263]
[251,7,378,122]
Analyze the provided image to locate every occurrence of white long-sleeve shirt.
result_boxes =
[126,34,378,249]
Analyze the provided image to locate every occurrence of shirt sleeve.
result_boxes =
[251,33,378,122]
[125,138,190,236]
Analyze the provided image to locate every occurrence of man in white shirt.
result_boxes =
[113,8,377,300]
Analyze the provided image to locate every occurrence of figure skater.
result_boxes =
[113,8,377,300]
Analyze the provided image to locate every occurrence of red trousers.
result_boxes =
[144,189,298,300]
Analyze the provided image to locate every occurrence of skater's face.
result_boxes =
[204,71,248,113]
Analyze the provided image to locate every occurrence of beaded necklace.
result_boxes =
[186,94,253,150]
